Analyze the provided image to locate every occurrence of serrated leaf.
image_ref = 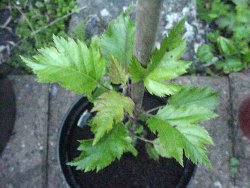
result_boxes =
[108,58,128,86]
[147,103,215,167]
[68,123,137,172]
[128,56,147,82]
[196,44,214,63]
[144,80,182,97]
[21,36,106,97]
[148,19,187,73]
[144,53,191,97]
[100,12,135,68]
[91,90,134,145]
[161,19,185,52]
[156,104,217,126]
[168,86,218,111]
[142,20,190,97]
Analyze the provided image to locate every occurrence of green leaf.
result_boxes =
[144,46,191,97]
[216,14,236,30]
[68,123,137,172]
[144,80,182,97]
[100,12,135,68]
[217,36,237,56]
[146,100,216,166]
[142,20,190,97]
[155,104,216,127]
[70,20,86,41]
[91,90,134,145]
[108,57,128,86]
[161,18,185,52]
[134,124,144,134]
[150,19,186,69]
[196,44,214,63]
[222,57,244,73]
[21,36,106,97]
[168,86,218,111]
[207,31,220,43]
[147,105,215,167]
[145,143,159,160]
[128,56,147,83]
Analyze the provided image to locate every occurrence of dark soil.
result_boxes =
[59,93,195,188]
[0,76,16,154]
[238,97,250,139]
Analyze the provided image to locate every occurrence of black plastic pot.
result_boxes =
[57,93,196,188]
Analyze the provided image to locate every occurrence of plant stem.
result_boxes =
[131,133,154,144]
[146,105,165,114]
[131,0,163,129]
[131,0,163,107]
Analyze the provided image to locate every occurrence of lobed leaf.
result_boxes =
[21,36,106,97]
[168,86,218,111]
[68,123,137,172]
[142,20,190,97]
[147,103,216,167]
[91,90,134,145]
[100,12,135,68]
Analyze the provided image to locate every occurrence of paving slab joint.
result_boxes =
[228,75,236,186]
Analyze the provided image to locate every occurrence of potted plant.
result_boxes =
[21,1,218,187]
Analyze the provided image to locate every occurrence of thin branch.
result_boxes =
[146,105,165,114]
[131,134,154,144]
[14,5,38,43]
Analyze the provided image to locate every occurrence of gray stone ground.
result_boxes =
[0,76,49,188]
[1,74,250,188]
[69,0,207,62]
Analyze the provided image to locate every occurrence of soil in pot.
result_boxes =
[58,93,195,188]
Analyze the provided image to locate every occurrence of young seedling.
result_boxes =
[21,10,218,172]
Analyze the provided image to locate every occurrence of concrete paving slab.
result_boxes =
[0,76,49,188]
[229,73,250,188]
[175,76,232,188]
[47,84,79,188]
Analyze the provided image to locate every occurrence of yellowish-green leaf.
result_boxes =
[91,90,134,145]
[108,57,128,86]
[21,36,106,97]
[144,80,182,97]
